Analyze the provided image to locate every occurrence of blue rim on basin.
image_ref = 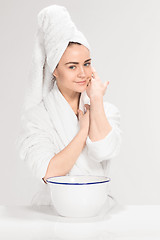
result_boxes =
[46,175,111,185]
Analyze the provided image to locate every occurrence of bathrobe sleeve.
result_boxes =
[16,104,57,182]
[86,101,123,162]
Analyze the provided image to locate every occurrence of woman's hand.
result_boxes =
[78,104,90,135]
[86,67,109,99]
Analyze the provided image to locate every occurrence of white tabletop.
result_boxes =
[0,204,160,240]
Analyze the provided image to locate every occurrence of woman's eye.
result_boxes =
[84,62,91,67]
[69,65,76,69]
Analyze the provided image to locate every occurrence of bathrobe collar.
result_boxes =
[43,81,90,146]
[53,81,79,121]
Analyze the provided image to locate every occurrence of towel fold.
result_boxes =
[22,4,91,113]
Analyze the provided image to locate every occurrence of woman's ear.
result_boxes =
[53,68,57,78]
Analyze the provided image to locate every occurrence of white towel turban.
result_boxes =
[22,4,91,113]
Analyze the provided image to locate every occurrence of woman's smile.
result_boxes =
[75,80,86,85]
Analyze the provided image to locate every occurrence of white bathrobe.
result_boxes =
[17,81,122,205]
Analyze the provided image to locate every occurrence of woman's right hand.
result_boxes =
[77,104,90,135]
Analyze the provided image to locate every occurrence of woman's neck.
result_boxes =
[56,81,81,115]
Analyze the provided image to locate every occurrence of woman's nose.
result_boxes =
[77,66,85,78]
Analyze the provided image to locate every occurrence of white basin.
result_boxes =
[46,175,111,218]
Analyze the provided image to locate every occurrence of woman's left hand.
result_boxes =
[86,67,109,99]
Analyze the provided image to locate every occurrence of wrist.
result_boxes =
[90,96,104,111]
[79,128,88,138]
[90,95,103,103]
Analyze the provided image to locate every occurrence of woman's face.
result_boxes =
[53,44,92,94]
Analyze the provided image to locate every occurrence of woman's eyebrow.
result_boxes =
[65,58,92,65]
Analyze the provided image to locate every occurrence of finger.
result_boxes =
[84,104,90,110]
[84,104,90,114]
[78,109,83,114]
[104,81,109,89]
[91,66,98,79]
[87,78,91,86]
[78,109,83,118]
[92,66,96,73]
[91,66,95,78]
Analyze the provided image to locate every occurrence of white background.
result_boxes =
[0,0,160,205]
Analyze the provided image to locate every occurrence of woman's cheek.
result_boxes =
[86,68,92,78]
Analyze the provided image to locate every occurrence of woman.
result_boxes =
[17,5,122,205]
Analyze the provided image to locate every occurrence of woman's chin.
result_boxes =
[76,83,88,89]
[76,86,87,93]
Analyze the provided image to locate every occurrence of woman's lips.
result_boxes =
[76,80,86,85]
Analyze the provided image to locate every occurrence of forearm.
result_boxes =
[43,129,88,180]
[89,96,112,142]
